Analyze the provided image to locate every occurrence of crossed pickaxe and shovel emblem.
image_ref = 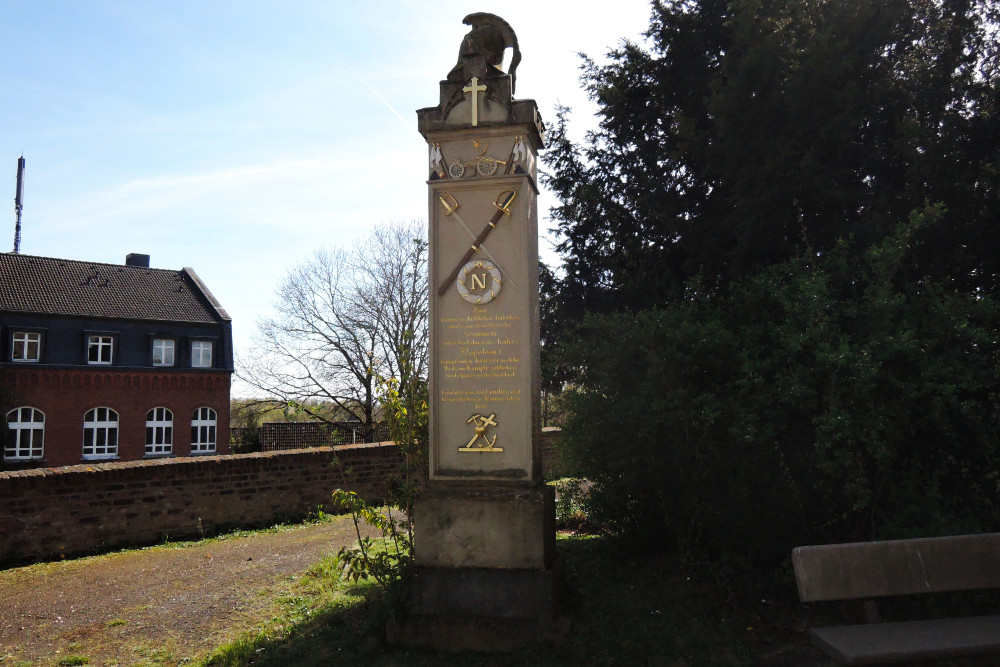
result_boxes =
[438,190,517,296]
[462,413,500,450]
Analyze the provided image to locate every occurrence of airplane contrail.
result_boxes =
[342,60,415,133]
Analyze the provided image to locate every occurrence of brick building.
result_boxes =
[1,252,233,468]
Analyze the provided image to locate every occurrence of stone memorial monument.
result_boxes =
[391,13,562,649]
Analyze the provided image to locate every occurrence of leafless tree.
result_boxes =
[352,223,429,396]
[238,220,427,435]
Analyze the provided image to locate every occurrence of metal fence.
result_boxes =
[229,421,391,452]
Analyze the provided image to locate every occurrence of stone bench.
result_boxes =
[792,533,1000,664]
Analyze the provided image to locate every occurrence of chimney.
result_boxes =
[125,253,150,267]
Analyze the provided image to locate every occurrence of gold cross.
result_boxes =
[462,77,487,126]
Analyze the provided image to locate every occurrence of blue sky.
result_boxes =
[2,1,651,395]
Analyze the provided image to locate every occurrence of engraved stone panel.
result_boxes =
[427,168,540,481]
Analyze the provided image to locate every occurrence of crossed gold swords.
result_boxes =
[437,190,517,296]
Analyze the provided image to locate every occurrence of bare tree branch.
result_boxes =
[237,221,428,433]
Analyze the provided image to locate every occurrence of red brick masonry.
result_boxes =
[6,367,232,467]
[0,443,404,566]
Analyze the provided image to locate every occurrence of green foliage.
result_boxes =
[380,336,429,479]
[331,331,428,589]
[377,330,428,544]
[541,0,1000,568]
[202,534,774,666]
[560,214,1000,563]
[543,0,1000,316]
[549,478,592,532]
[330,490,411,588]
[57,656,89,666]
[230,398,355,427]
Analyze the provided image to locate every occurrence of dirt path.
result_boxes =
[0,516,376,666]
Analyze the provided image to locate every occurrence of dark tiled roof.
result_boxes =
[0,253,227,324]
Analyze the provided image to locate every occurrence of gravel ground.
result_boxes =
[0,516,376,666]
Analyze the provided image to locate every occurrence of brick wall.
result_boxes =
[0,443,404,566]
[5,367,231,467]
[230,424,562,471]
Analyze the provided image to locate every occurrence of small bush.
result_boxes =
[550,478,592,532]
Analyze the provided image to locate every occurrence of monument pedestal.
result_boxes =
[413,485,555,568]
[388,568,568,651]
[390,484,567,650]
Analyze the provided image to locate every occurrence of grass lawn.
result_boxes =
[199,533,823,666]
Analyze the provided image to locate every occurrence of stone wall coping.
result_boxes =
[0,441,398,481]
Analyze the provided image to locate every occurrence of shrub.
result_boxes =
[559,213,1000,565]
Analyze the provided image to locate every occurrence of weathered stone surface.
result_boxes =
[792,532,1000,601]
[793,533,1000,664]
[810,615,1000,665]
[390,555,569,651]
[397,13,561,650]
[413,485,555,569]
[426,174,540,482]
[445,13,522,95]
[420,13,546,486]
[406,560,562,618]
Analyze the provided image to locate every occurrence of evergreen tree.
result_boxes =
[544,0,1000,315]
[543,0,1000,561]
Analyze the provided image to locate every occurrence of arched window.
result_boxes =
[191,407,217,453]
[83,407,119,459]
[5,407,45,460]
[145,407,173,456]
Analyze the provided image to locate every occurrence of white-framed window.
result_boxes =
[191,341,213,368]
[12,332,41,362]
[191,407,217,453]
[88,335,114,365]
[4,407,44,460]
[145,407,173,456]
[152,339,175,366]
[83,407,118,459]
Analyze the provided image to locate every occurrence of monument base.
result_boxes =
[387,562,569,651]
[413,484,555,569]
[389,484,567,650]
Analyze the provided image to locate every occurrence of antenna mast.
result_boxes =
[13,156,25,253]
